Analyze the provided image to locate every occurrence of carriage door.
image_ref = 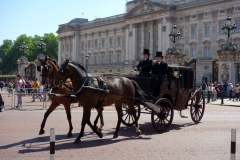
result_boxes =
[25,63,36,80]
[175,70,193,110]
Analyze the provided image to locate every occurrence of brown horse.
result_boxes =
[54,59,144,143]
[38,57,105,137]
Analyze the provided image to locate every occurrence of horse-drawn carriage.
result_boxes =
[39,57,205,143]
[119,65,205,132]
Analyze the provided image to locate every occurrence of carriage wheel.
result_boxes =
[190,90,205,123]
[151,98,174,132]
[121,103,141,126]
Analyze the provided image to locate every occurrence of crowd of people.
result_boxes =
[201,81,240,101]
[2,75,49,108]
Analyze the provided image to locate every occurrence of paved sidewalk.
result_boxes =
[206,98,240,107]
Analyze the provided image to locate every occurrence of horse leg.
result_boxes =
[94,107,104,132]
[74,107,103,143]
[127,100,141,137]
[39,101,59,135]
[64,103,73,137]
[113,102,122,138]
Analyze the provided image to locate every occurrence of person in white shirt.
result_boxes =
[15,74,25,108]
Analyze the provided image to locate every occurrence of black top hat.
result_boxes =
[142,49,150,55]
[155,51,163,57]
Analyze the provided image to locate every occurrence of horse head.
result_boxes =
[54,59,88,91]
[54,59,70,87]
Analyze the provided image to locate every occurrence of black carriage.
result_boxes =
[119,65,205,132]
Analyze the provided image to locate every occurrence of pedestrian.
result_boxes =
[31,78,40,102]
[201,81,206,90]
[15,74,25,108]
[212,83,217,101]
[233,84,239,101]
[229,82,234,100]
[223,82,228,97]
[7,81,14,97]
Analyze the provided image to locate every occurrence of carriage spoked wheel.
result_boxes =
[151,98,174,132]
[190,90,205,123]
[121,103,141,126]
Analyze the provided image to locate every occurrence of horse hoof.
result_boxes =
[39,130,45,135]
[66,133,72,138]
[97,132,103,138]
[113,134,119,139]
[74,139,81,144]
[135,131,141,137]
[97,128,102,132]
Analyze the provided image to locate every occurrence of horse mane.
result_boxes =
[47,59,58,71]
[69,61,87,73]
[48,58,59,68]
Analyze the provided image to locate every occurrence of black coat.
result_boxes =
[151,61,168,79]
[136,58,152,77]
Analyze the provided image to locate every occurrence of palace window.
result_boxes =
[117,37,121,46]
[204,46,210,58]
[191,26,197,37]
[109,38,113,47]
[95,40,98,48]
[220,10,225,13]
[109,55,112,64]
[205,13,210,16]
[191,15,196,18]
[102,39,105,48]
[88,41,91,50]
[191,47,196,57]
[67,44,69,51]
[117,54,121,63]
[81,43,84,51]
[94,56,97,64]
[219,22,224,33]
[102,55,105,64]
[236,20,240,31]
[237,44,240,50]
[179,28,184,38]
[179,18,183,20]
[205,24,210,35]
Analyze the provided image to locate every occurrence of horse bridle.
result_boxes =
[56,63,89,94]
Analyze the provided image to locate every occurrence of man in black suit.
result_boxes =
[151,51,168,97]
[134,49,152,77]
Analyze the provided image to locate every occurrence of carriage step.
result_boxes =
[141,102,160,114]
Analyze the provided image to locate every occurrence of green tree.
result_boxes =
[0,33,58,74]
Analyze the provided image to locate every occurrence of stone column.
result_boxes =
[58,37,62,64]
[183,15,190,57]
[149,21,154,59]
[73,32,79,61]
[197,12,204,57]
[129,23,138,61]
[157,18,163,52]
[211,10,218,57]
[125,24,129,63]
[141,22,145,55]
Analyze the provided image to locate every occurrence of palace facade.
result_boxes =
[57,0,240,85]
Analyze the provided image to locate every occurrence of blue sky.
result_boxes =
[0,0,127,45]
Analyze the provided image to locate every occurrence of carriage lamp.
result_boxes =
[169,24,181,46]
[221,16,237,39]
[37,38,47,54]
[19,42,28,57]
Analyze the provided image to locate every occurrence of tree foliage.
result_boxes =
[0,33,58,74]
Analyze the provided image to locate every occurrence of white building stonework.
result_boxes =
[57,0,240,85]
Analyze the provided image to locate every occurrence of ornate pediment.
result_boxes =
[125,1,170,18]
[56,24,74,33]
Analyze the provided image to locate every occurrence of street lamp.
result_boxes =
[85,54,89,70]
[37,38,46,54]
[221,16,237,39]
[19,42,28,57]
[169,24,181,47]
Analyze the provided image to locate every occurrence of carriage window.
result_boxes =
[179,70,194,89]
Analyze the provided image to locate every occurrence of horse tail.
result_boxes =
[131,80,146,100]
